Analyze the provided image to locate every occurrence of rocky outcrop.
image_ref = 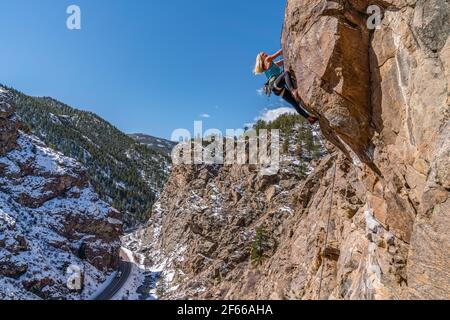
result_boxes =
[0,89,123,300]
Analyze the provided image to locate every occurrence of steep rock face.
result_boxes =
[0,90,122,300]
[282,0,449,299]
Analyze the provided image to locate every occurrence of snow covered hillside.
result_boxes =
[0,88,122,300]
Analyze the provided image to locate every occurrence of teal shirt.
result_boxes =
[264,63,282,80]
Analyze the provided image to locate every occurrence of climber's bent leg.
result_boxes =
[274,71,296,92]
[273,71,314,121]
[283,71,296,92]
[273,72,286,91]
[279,88,310,120]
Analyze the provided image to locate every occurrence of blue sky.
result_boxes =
[0,0,288,139]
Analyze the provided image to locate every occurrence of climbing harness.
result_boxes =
[317,157,338,300]
[263,77,285,98]
[263,76,278,97]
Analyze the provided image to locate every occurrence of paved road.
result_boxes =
[94,253,133,300]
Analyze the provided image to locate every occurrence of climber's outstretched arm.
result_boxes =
[266,49,283,64]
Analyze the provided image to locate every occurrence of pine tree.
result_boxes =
[251,226,269,266]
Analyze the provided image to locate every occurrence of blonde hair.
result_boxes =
[253,53,265,75]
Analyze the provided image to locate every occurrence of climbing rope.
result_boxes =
[317,157,338,300]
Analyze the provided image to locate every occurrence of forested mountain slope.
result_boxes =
[1,88,122,300]
[3,86,171,226]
